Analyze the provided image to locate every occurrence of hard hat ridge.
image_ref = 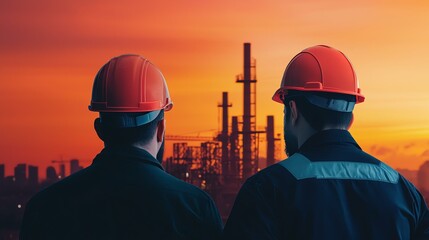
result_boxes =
[89,54,172,127]
[89,54,173,113]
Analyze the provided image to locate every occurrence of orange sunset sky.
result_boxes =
[1,0,429,178]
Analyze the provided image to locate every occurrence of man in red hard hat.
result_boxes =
[223,45,429,239]
[20,55,223,239]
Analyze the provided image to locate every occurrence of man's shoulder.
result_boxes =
[245,150,400,186]
[28,166,94,206]
[155,171,214,202]
[245,162,297,190]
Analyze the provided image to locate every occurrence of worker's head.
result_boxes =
[272,45,364,156]
[89,54,173,162]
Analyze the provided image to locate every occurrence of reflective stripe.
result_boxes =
[135,110,161,126]
[279,153,399,183]
[305,94,355,112]
[100,110,161,128]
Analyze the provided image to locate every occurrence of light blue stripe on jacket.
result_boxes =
[279,153,399,183]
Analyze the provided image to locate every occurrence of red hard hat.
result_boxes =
[272,45,365,105]
[89,54,173,113]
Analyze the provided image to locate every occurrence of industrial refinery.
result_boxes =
[164,43,281,220]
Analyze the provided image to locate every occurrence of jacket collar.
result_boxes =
[298,129,361,152]
[92,145,164,170]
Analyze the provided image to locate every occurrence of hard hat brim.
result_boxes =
[272,87,365,105]
[99,110,163,128]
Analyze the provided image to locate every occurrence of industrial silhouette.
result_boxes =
[0,160,84,239]
[164,43,281,220]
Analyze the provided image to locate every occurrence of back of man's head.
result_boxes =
[273,45,365,156]
[95,110,164,146]
[283,90,355,131]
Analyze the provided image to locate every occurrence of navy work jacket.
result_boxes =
[20,146,223,240]
[223,130,429,240]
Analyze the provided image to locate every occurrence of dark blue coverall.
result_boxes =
[20,146,223,240]
[223,129,429,240]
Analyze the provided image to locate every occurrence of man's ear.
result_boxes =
[156,119,165,142]
[289,100,299,125]
[94,118,105,141]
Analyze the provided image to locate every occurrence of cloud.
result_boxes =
[369,145,393,156]
[421,150,429,158]
[404,143,415,149]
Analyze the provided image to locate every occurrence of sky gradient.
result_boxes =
[1,0,429,177]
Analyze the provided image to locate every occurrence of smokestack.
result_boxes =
[221,92,231,176]
[235,42,259,179]
[242,43,253,179]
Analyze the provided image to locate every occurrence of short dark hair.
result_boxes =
[284,91,354,131]
[97,110,164,146]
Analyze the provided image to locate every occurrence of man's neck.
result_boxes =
[132,141,158,159]
[298,126,348,148]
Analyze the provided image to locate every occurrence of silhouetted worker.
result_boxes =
[20,55,223,239]
[223,45,429,239]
